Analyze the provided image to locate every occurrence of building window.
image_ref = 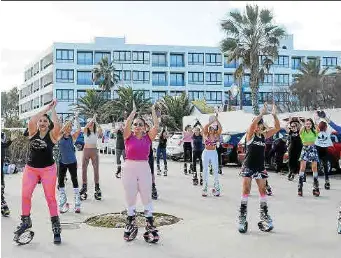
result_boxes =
[274,74,289,85]
[77,90,86,100]
[115,70,131,82]
[243,74,250,87]
[77,51,93,65]
[170,73,185,86]
[132,51,150,64]
[41,72,53,87]
[260,74,273,86]
[170,91,184,97]
[113,51,131,63]
[32,80,39,93]
[94,52,111,64]
[56,89,74,102]
[56,49,74,63]
[152,72,167,86]
[322,57,337,67]
[188,53,204,65]
[188,91,205,101]
[77,71,93,85]
[152,53,167,67]
[133,90,150,100]
[224,73,234,87]
[307,57,318,63]
[152,91,167,102]
[56,69,74,83]
[206,53,222,66]
[132,71,150,84]
[206,72,222,85]
[188,72,204,85]
[291,57,302,70]
[273,55,289,68]
[98,91,111,100]
[224,56,238,68]
[113,90,119,100]
[170,53,184,67]
[243,93,252,106]
[205,91,222,104]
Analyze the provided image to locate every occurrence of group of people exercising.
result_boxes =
[1,100,341,246]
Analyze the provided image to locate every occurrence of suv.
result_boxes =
[237,129,287,167]
[283,131,341,173]
[221,132,244,165]
[166,132,184,161]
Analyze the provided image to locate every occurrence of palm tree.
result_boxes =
[291,60,331,110]
[220,4,286,114]
[156,92,194,131]
[92,57,119,92]
[101,86,152,122]
[72,89,107,119]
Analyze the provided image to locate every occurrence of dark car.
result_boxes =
[221,132,244,165]
[74,132,84,151]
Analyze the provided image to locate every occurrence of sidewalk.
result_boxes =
[1,154,341,258]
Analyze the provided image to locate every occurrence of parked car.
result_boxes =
[237,129,287,166]
[283,131,341,174]
[166,132,184,161]
[74,132,84,151]
[221,132,244,165]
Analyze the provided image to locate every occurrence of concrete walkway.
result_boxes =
[1,153,341,258]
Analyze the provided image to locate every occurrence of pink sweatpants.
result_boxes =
[22,164,58,217]
[122,160,152,216]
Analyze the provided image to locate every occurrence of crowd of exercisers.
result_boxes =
[1,100,341,245]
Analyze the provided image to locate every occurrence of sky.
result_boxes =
[1,1,341,92]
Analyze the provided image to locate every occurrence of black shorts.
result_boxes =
[241,167,268,179]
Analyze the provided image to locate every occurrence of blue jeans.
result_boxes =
[156,147,167,167]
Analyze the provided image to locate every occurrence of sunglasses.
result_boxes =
[133,122,144,127]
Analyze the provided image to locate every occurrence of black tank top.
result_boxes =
[243,134,266,171]
[27,130,55,168]
[288,130,302,151]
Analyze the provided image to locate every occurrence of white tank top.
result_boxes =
[315,131,333,148]
[84,132,98,145]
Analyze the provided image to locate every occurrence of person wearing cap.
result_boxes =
[237,102,280,234]
[79,114,103,201]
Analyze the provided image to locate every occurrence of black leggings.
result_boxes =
[316,146,330,181]
[192,150,203,172]
[183,143,192,163]
[288,148,301,175]
[149,150,154,175]
[58,162,79,188]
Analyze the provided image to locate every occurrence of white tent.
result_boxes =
[183,108,341,133]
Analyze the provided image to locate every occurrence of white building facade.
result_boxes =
[18,35,341,125]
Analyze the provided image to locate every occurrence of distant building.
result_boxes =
[18,35,341,124]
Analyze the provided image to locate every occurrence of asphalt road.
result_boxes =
[1,153,341,258]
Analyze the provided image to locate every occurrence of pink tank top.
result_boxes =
[183,132,193,143]
[125,133,151,160]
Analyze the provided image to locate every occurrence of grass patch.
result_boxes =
[84,211,182,228]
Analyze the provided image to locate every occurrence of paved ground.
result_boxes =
[1,152,341,258]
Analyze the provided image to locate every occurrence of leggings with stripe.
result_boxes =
[22,164,58,217]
